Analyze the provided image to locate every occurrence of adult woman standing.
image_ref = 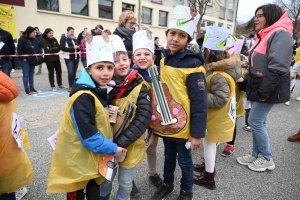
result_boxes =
[60,26,80,92]
[80,30,88,68]
[113,10,137,58]
[17,26,39,95]
[237,4,293,172]
[40,28,64,91]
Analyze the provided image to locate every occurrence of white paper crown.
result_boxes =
[109,35,127,53]
[132,30,154,54]
[86,36,114,66]
[203,26,230,51]
[168,5,200,37]
[226,37,244,54]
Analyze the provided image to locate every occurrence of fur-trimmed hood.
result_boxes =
[205,53,242,81]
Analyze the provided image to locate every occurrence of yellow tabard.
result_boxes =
[109,83,146,169]
[236,67,246,117]
[0,100,34,195]
[206,71,236,143]
[154,60,206,139]
[47,90,112,194]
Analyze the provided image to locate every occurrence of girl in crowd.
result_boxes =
[60,26,80,92]
[17,26,39,95]
[237,4,293,172]
[40,28,64,91]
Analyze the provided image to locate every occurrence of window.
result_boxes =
[219,0,226,18]
[174,0,184,6]
[151,0,163,4]
[207,21,214,26]
[218,22,223,27]
[159,11,168,27]
[37,0,59,12]
[71,0,88,16]
[98,0,113,19]
[227,26,231,31]
[142,7,152,25]
[122,3,134,11]
[227,0,235,20]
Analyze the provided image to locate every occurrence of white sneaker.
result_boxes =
[248,156,275,172]
[296,95,300,101]
[237,154,257,165]
[15,187,27,200]
[11,69,15,72]
[284,101,290,105]
[52,87,57,92]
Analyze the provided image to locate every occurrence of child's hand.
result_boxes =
[115,147,127,157]
[188,136,201,150]
[108,105,118,116]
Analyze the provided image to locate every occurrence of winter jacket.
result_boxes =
[40,37,60,62]
[59,33,80,59]
[0,29,15,60]
[113,28,135,58]
[205,53,242,109]
[35,32,43,53]
[111,70,152,148]
[247,12,293,103]
[17,36,39,65]
[80,39,86,59]
[154,49,207,141]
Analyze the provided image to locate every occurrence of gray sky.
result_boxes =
[237,0,274,23]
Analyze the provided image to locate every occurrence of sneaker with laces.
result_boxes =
[248,156,275,172]
[296,95,300,101]
[237,154,257,165]
[15,187,27,200]
[221,145,234,157]
[11,69,15,73]
[30,88,38,94]
[130,180,140,198]
[149,173,163,189]
[151,183,174,200]
[25,90,31,95]
[177,190,193,200]
[52,87,57,92]
[284,101,290,105]
[244,126,252,132]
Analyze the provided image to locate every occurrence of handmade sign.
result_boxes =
[203,26,230,51]
[12,113,23,151]
[226,37,244,54]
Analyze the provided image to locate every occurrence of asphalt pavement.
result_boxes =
[9,59,300,200]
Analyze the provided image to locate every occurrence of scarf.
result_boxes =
[116,27,136,40]
[132,65,151,83]
[66,33,76,40]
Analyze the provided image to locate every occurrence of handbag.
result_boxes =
[28,40,45,66]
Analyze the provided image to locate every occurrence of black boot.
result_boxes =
[151,183,174,200]
[177,190,193,200]
[193,171,216,190]
[149,173,163,189]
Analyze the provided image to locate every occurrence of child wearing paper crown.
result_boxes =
[151,5,207,200]
[99,33,152,200]
[193,26,242,190]
[46,36,127,200]
[0,71,34,200]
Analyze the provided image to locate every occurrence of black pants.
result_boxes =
[46,60,62,87]
[66,179,100,200]
[227,119,237,146]
[0,193,16,200]
[245,109,250,126]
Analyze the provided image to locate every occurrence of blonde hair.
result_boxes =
[103,29,111,35]
[118,10,137,27]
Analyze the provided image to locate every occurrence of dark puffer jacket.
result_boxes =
[40,37,60,62]
[112,70,152,148]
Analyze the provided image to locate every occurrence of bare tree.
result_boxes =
[275,0,300,37]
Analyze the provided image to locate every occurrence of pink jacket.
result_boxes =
[80,39,86,59]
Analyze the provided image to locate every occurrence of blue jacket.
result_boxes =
[17,36,39,65]
[69,69,119,155]
[162,49,207,139]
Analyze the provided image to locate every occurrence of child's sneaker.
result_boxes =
[244,126,252,132]
[296,95,300,101]
[221,145,234,157]
[237,154,256,165]
[149,173,163,189]
[248,156,275,172]
[177,190,193,200]
[151,183,174,200]
[130,180,140,198]
[15,187,27,200]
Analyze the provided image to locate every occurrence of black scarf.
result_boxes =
[116,27,136,40]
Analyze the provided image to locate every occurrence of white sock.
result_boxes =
[203,138,216,173]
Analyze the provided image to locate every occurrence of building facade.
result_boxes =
[13,0,238,46]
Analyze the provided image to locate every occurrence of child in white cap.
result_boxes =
[151,5,207,200]
[47,36,126,200]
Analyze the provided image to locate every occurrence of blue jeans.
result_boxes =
[100,166,136,200]
[0,59,12,77]
[248,101,274,160]
[64,58,79,88]
[163,139,193,193]
[81,59,87,68]
[19,59,35,91]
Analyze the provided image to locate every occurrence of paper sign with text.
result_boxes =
[47,131,58,150]
[12,113,23,151]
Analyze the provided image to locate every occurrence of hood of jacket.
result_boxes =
[205,53,241,81]
[257,12,293,39]
[70,68,118,100]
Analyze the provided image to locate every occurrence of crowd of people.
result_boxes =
[1,3,300,200]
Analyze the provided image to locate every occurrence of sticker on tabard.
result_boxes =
[12,113,24,151]
[198,79,205,90]
[48,131,58,150]
[229,92,237,124]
